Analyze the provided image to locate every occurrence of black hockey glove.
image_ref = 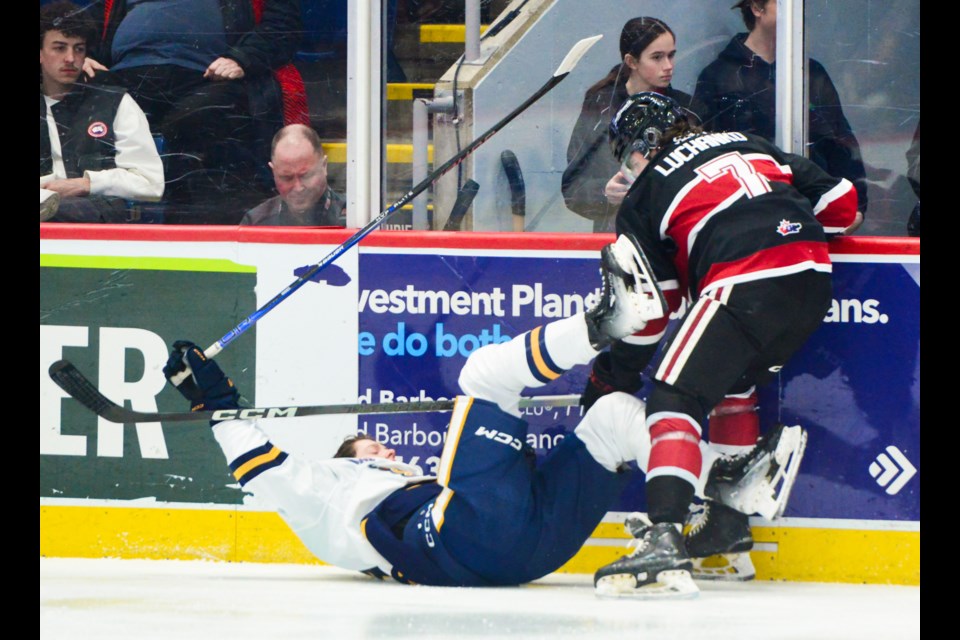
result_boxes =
[580,350,643,411]
[163,340,240,413]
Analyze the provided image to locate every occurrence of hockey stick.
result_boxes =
[49,359,581,424]
[170,34,602,383]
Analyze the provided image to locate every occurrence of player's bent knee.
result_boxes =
[456,341,527,414]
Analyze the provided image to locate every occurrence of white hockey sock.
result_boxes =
[541,313,601,369]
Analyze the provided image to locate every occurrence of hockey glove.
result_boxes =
[163,340,240,413]
[580,350,643,411]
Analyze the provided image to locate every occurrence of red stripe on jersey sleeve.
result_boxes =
[814,181,859,232]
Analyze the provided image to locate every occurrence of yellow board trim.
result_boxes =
[747,525,920,585]
[560,522,919,586]
[40,505,320,565]
[40,505,919,585]
[324,143,432,165]
[419,24,489,43]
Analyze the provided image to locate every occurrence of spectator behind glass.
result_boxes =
[562,17,706,233]
[81,0,305,225]
[693,0,868,221]
[905,118,919,237]
[241,124,346,227]
[40,0,164,223]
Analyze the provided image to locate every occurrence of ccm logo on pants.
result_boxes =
[475,426,523,451]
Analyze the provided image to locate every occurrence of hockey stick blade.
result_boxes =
[50,360,581,424]
[501,150,526,219]
[171,34,603,382]
[442,179,480,231]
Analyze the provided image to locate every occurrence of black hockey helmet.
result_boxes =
[609,92,687,164]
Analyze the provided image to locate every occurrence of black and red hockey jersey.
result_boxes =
[605,130,858,378]
[617,130,857,304]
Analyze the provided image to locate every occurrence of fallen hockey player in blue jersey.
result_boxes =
[163,233,807,599]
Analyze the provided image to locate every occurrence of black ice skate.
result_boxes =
[705,423,808,521]
[684,500,756,581]
[585,233,667,349]
[595,518,698,599]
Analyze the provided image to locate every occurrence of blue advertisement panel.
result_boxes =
[358,247,920,523]
[762,259,920,521]
[357,251,599,477]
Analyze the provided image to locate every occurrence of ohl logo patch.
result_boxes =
[87,121,109,138]
[776,219,802,236]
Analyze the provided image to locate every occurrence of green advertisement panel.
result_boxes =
[40,257,256,504]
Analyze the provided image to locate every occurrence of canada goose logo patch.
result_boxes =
[87,121,108,138]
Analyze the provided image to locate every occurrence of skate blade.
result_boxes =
[765,426,808,519]
[595,569,699,600]
[718,426,807,520]
[692,553,756,582]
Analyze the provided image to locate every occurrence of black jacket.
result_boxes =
[40,82,125,178]
[562,76,706,233]
[241,190,347,227]
[693,33,868,212]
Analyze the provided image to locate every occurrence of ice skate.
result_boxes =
[684,501,756,581]
[706,423,808,520]
[595,517,698,599]
[585,233,668,349]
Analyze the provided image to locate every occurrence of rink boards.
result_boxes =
[39,226,920,585]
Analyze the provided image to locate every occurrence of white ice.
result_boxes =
[40,557,919,640]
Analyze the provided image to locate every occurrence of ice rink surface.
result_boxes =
[40,557,919,640]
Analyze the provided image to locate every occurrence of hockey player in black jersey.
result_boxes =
[582,92,859,593]
[163,233,804,599]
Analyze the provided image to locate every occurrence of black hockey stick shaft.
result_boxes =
[176,34,602,378]
[50,360,580,424]
[442,179,480,231]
